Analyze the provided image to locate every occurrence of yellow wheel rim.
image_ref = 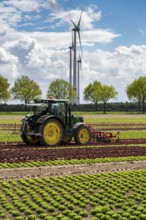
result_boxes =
[78,128,90,144]
[43,121,62,145]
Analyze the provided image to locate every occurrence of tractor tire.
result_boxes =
[21,124,40,145]
[74,125,91,145]
[40,119,63,146]
[61,134,72,144]
[21,134,40,145]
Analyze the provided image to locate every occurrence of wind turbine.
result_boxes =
[69,45,73,86]
[70,11,82,104]
[77,55,82,105]
[69,32,74,87]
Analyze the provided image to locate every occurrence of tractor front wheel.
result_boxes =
[21,134,40,145]
[21,124,40,145]
[40,119,63,146]
[74,125,91,145]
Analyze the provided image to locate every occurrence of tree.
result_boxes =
[83,81,102,110]
[47,79,74,100]
[126,76,146,113]
[0,75,10,102]
[11,75,42,106]
[126,81,141,112]
[99,85,118,114]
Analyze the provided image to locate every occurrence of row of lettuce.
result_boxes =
[0,156,146,169]
[0,130,146,142]
[0,170,146,219]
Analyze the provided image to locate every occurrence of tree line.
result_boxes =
[0,102,140,113]
[0,74,146,113]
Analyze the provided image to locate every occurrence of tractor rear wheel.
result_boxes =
[21,124,40,145]
[40,119,63,146]
[74,125,91,145]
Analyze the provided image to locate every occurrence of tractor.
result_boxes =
[20,98,91,146]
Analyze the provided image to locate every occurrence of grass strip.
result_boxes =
[85,118,146,123]
[0,120,21,124]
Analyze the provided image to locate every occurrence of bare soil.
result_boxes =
[1,160,146,180]
[0,143,146,163]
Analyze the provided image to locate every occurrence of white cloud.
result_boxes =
[0,2,21,28]
[1,28,146,103]
[81,6,102,30]
[0,29,7,37]
[0,36,69,96]
[79,44,146,102]
[82,29,120,45]
[0,47,19,79]
[0,47,18,63]
[4,37,37,67]
[45,0,62,12]
[1,1,145,103]
[3,0,44,12]
[46,6,102,30]
[0,0,48,29]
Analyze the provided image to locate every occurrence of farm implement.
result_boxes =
[20,98,120,146]
[88,125,120,143]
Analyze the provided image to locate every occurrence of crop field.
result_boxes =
[1,170,146,220]
[0,114,146,219]
[2,114,146,142]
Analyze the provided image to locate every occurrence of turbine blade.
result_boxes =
[78,30,83,56]
[70,17,78,29]
[77,11,82,27]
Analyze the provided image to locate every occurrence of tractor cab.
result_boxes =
[20,98,91,146]
[27,100,65,116]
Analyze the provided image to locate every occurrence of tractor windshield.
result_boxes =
[27,99,67,116]
[27,103,48,114]
[50,102,66,115]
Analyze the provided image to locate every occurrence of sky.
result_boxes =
[1,0,146,104]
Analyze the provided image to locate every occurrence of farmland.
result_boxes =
[0,114,146,219]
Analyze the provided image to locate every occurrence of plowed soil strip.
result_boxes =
[1,145,146,163]
[0,160,146,179]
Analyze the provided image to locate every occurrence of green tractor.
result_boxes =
[20,98,91,146]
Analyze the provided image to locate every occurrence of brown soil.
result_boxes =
[0,143,146,163]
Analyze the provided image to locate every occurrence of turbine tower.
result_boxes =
[69,44,73,99]
[71,11,82,104]
[77,55,82,105]
[69,32,74,88]
[69,45,73,86]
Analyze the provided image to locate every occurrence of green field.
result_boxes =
[1,113,146,142]
[1,113,146,220]
[1,170,146,220]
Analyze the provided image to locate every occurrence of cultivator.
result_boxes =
[88,125,120,143]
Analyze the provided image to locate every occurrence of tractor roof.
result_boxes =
[27,103,47,107]
[32,98,69,104]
